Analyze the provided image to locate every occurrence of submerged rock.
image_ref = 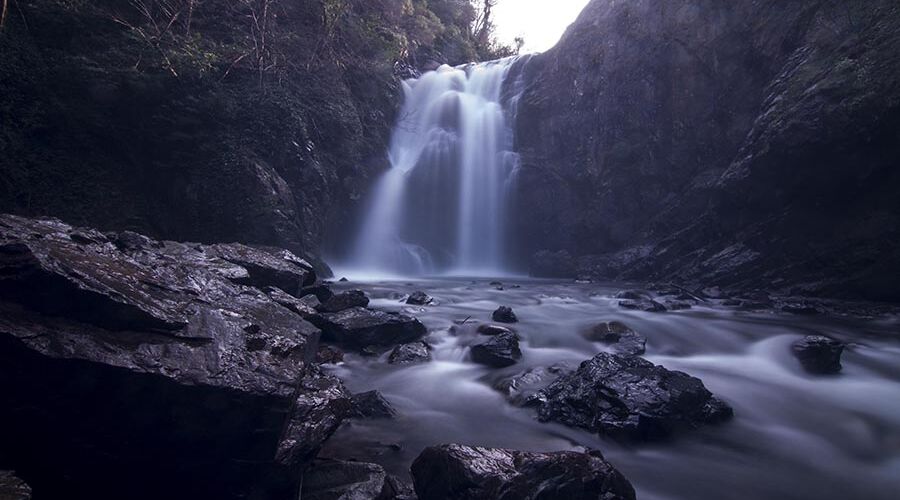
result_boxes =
[0,215,350,499]
[471,332,522,368]
[582,321,646,356]
[317,290,370,313]
[494,363,576,406]
[410,444,635,500]
[316,307,426,349]
[536,353,732,441]
[350,391,397,419]
[491,306,518,323]
[388,341,432,365]
[0,471,31,500]
[476,324,516,336]
[792,335,845,374]
[301,459,412,500]
[405,291,433,305]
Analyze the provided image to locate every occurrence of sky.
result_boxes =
[492,0,592,53]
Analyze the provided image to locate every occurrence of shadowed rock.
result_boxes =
[491,306,518,323]
[583,321,646,356]
[350,391,397,419]
[792,335,845,374]
[389,342,432,365]
[315,307,426,349]
[317,290,370,313]
[0,471,31,500]
[0,215,350,500]
[301,459,413,500]
[476,324,516,336]
[410,444,635,500]
[535,353,732,441]
[405,291,433,305]
[471,332,521,368]
[494,363,576,406]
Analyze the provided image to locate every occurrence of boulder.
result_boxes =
[582,321,646,356]
[350,391,397,419]
[493,363,575,406]
[476,324,516,336]
[410,444,635,500]
[208,243,316,294]
[301,459,412,500]
[388,342,432,365]
[317,290,370,313]
[301,284,335,303]
[0,215,351,499]
[470,332,522,368]
[317,345,346,365]
[535,353,733,441]
[315,308,427,349]
[405,291,433,305]
[618,299,667,312]
[0,471,31,500]
[792,335,845,374]
[491,306,518,323]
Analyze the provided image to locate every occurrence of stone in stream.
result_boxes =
[494,362,576,407]
[535,353,733,441]
[582,321,646,356]
[405,291,433,305]
[0,215,351,499]
[314,307,426,349]
[300,283,335,303]
[316,345,345,365]
[792,335,845,374]
[349,391,397,419]
[0,471,31,500]
[618,298,667,312]
[316,290,370,313]
[491,306,518,323]
[301,459,413,500]
[410,444,636,500]
[470,332,522,368]
[388,341,432,365]
[476,323,516,336]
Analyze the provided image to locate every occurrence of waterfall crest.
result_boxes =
[347,56,527,277]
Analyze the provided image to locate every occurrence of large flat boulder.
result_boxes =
[315,307,426,349]
[0,215,350,499]
[410,444,635,500]
[535,353,732,441]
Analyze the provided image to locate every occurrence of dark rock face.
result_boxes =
[529,249,576,278]
[317,290,370,313]
[389,342,432,365]
[406,291,433,305]
[792,336,845,374]
[350,391,398,419]
[410,444,636,500]
[301,459,412,500]
[315,308,427,349]
[0,215,351,499]
[491,306,518,323]
[513,0,900,301]
[494,363,576,407]
[470,332,522,368]
[535,353,732,441]
[0,471,31,500]
[583,322,647,356]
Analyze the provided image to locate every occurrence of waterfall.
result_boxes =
[347,56,528,277]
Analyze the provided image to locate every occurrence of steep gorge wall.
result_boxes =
[514,0,900,300]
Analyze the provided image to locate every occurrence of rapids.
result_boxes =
[319,278,900,500]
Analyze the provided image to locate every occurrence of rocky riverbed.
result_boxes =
[2,216,899,499]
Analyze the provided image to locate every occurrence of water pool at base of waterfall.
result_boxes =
[318,278,900,500]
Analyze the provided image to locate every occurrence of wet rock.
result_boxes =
[208,243,316,294]
[265,286,320,321]
[494,363,576,406]
[317,345,345,365]
[780,301,822,315]
[410,444,635,500]
[618,299,667,312]
[301,284,335,303]
[315,307,426,349]
[317,290,370,313]
[792,336,845,374]
[388,342,432,365]
[664,300,693,311]
[405,291,433,305]
[582,322,646,356]
[0,471,31,500]
[615,290,651,300]
[0,215,351,499]
[491,306,518,323]
[476,324,516,336]
[722,299,743,307]
[301,459,410,500]
[471,332,522,368]
[536,353,733,441]
[350,391,397,419]
[489,281,504,287]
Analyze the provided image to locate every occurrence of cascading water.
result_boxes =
[347,56,528,276]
